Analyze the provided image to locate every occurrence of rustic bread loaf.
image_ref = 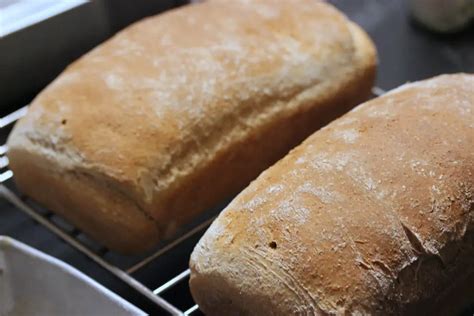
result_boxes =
[190,74,474,315]
[6,0,376,253]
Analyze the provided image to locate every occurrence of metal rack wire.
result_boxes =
[0,86,386,315]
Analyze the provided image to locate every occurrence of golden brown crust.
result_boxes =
[189,74,474,314]
[7,0,376,253]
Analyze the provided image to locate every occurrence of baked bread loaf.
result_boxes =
[6,0,376,253]
[190,74,474,315]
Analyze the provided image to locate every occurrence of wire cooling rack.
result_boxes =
[0,87,385,315]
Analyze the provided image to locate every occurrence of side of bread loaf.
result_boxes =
[190,74,474,315]
[6,0,376,253]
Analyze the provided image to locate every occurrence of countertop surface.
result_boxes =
[1,0,473,315]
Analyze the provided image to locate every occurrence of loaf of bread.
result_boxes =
[190,74,474,315]
[6,0,376,253]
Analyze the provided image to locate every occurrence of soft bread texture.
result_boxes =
[190,74,474,315]
[6,0,376,253]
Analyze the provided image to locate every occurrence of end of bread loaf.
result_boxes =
[6,132,161,254]
[348,21,377,80]
[190,216,327,315]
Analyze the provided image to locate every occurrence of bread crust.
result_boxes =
[190,74,474,315]
[7,0,376,253]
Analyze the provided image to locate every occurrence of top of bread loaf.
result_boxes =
[190,74,474,314]
[7,0,374,224]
